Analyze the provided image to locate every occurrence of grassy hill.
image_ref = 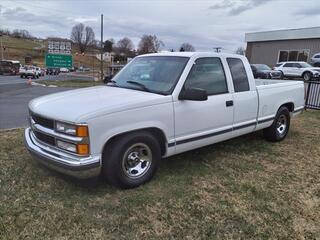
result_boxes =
[1,36,102,68]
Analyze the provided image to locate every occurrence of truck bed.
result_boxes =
[255,79,301,87]
[254,79,305,130]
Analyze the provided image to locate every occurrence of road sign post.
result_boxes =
[45,54,73,68]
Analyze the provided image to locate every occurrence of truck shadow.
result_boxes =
[38,130,272,190]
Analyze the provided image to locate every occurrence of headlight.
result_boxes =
[55,121,88,137]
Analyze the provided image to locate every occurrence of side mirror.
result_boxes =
[104,75,114,83]
[179,88,208,101]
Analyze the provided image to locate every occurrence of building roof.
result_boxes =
[245,26,320,42]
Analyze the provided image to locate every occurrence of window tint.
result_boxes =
[284,63,294,67]
[227,58,250,92]
[250,65,257,71]
[314,55,320,59]
[184,58,228,95]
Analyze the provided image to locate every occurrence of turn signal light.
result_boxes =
[77,144,89,155]
[77,126,88,137]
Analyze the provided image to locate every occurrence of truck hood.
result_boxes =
[29,86,172,122]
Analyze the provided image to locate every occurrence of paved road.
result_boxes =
[0,74,93,85]
[0,83,71,129]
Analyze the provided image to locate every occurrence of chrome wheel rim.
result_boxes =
[276,114,287,136]
[122,143,152,179]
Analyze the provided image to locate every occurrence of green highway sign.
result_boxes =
[45,54,73,68]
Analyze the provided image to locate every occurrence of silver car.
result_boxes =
[311,53,320,67]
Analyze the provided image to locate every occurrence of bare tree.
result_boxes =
[180,43,195,52]
[235,46,245,55]
[70,23,95,53]
[11,29,33,39]
[138,35,164,54]
[116,37,134,55]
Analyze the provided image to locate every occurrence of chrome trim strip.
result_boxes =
[31,120,86,143]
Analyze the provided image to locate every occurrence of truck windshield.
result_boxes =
[111,56,189,95]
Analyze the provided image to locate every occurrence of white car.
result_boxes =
[20,66,38,79]
[25,52,304,188]
[310,53,320,67]
[274,61,320,81]
[60,67,69,73]
[35,67,42,77]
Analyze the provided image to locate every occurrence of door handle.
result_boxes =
[226,100,233,107]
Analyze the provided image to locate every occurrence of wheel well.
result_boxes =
[102,127,167,156]
[302,71,312,76]
[280,102,294,112]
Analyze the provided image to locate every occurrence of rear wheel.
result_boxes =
[263,106,290,142]
[102,131,161,188]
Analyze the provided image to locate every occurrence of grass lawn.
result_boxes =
[1,111,319,239]
[35,80,104,88]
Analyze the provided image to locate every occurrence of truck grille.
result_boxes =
[33,130,55,146]
[31,113,54,129]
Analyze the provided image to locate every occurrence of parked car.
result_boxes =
[20,66,38,78]
[60,67,69,73]
[35,67,43,77]
[46,68,60,75]
[310,53,320,67]
[274,61,320,81]
[250,64,282,79]
[25,52,304,188]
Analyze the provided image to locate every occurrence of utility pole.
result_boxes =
[213,47,222,53]
[100,14,104,81]
[0,34,3,60]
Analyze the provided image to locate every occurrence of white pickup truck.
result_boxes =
[25,52,305,188]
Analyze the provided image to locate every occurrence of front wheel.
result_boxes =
[279,71,284,79]
[102,131,161,188]
[303,72,312,81]
[263,106,290,142]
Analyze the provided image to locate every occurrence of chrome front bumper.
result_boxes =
[24,128,101,178]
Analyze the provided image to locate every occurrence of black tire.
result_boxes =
[263,106,290,142]
[20,75,23,78]
[303,72,312,81]
[102,131,161,188]
[279,71,284,79]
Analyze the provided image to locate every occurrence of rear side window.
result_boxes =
[284,63,294,67]
[227,58,250,92]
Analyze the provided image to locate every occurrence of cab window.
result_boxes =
[227,58,250,92]
[184,57,228,95]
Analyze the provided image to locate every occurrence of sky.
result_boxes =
[1,0,320,53]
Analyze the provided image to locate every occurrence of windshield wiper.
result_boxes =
[106,79,118,86]
[126,81,150,92]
